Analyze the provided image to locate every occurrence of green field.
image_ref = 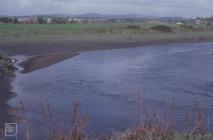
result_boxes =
[0,23,212,36]
[0,23,213,43]
[0,23,141,36]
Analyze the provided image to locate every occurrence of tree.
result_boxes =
[0,17,12,24]
[37,16,45,24]
[13,17,18,24]
[207,22,212,26]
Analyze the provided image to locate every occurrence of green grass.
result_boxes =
[0,23,134,36]
[0,23,212,35]
[0,23,211,36]
[0,23,213,44]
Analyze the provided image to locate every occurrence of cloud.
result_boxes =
[0,0,213,17]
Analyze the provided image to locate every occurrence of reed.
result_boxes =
[3,99,212,140]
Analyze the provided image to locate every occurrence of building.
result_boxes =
[148,20,168,25]
[46,18,53,24]
[176,22,184,25]
[195,19,206,25]
[17,17,38,24]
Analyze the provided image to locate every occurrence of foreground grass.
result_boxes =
[13,100,213,140]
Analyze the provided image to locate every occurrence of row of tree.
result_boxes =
[0,17,18,24]
[0,16,81,24]
[0,17,46,24]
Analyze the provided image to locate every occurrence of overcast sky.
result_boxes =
[0,0,212,18]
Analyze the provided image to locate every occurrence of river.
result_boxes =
[9,42,213,139]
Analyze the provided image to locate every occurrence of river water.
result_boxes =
[9,42,213,138]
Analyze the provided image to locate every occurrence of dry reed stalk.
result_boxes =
[20,101,30,140]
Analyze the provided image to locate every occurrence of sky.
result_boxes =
[0,0,213,18]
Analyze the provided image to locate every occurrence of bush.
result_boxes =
[180,25,204,32]
[149,25,172,33]
[181,25,195,31]
[0,54,15,77]
[0,54,3,60]
[207,22,212,26]
[125,25,141,30]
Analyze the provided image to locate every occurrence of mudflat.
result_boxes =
[0,77,16,128]
[1,35,213,73]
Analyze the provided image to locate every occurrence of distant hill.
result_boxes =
[158,17,188,21]
[2,13,189,21]
[74,13,106,18]
[50,13,187,21]
[74,13,158,19]
[0,15,8,17]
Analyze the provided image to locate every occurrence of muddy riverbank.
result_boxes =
[0,77,17,128]
[1,37,213,73]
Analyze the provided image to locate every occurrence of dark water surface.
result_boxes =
[9,42,213,138]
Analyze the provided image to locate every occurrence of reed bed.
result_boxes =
[13,97,213,140]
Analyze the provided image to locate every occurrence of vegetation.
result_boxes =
[0,23,212,37]
[0,17,18,24]
[180,25,196,31]
[0,53,15,77]
[125,24,141,30]
[1,23,213,44]
[11,99,212,140]
[149,25,173,33]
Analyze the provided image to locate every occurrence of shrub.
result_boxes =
[0,53,15,77]
[180,25,204,32]
[181,25,195,31]
[0,54,3,60]
[207,22,212,26]
[149,25,172,33]
[125,25,141,30]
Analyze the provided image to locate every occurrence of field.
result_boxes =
[1,23,213,43]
